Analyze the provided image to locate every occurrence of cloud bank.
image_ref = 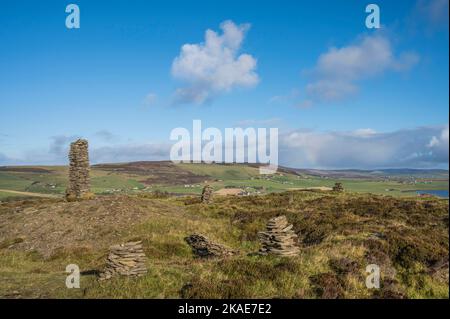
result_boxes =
[303,34,419,104]
[171,20,259,104]
[280,125,449,169]
[0,125,448,169]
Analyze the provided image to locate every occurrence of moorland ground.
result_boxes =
[0,188,448,298]
[0,162,448,298]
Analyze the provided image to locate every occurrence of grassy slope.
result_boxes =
[178,163,260,180]
[0,163,448,200]
[0,191,25,200]
[155,174,449,197]
[0,191,448,299]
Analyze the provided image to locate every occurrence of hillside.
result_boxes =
[0,162,448,298]
[0,190,448,298]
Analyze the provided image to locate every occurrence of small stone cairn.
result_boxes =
[201,185,213,203]
[99,241,147,280]
[185,234,237,258]
[332,182,344,192]
[258,216,299,257]
[65,139,94,201]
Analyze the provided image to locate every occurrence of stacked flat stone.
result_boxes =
[332,182,344,192]
[99,241,147,280]
[201,185,213,203]
[258,216,299,257]
[65,139,92,201]
[185,234,237,258]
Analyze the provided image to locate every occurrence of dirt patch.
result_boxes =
[214,188,244,196]
[0,189,60,199]
[287,187,333,191]
[0,195,183,257]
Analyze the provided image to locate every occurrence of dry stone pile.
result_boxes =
[65,139,93,201]
[258,216,299,257]
[332,182,344,192]
[99,241,147,280]
[201,185,213,203]
[185,234,237,258]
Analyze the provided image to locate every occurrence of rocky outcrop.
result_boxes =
[258,216,299,257]
[99,241,147,280]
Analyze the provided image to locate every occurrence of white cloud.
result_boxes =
[428,136,440,148]
[303,34,419,104]
[352,128,377,137]
[171,20,259,104]
[427,124,449,162]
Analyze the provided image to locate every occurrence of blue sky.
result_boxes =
[0,0,448,168]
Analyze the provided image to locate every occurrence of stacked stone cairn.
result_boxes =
[185,234,238,258]
[258,216,299,257]
[201,185,213,203]
[99,241,147,281]
[332,182,344,192]
[65,139,94,201]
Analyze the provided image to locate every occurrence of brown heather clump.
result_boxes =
[310,272,344,299]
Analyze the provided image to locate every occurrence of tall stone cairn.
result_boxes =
[185,234,238,258]
[258,216,299,257]
[99,241,147,281]
[201,185,213,203]
[65,139,92,201]
[332,182,344,192]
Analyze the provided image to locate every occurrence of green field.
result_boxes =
[154,164,448,197]
[0,162,448,200]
